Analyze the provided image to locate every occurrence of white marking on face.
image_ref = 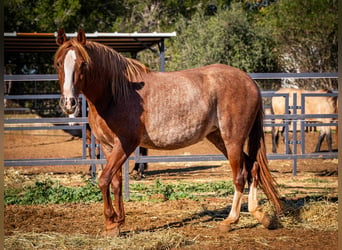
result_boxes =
[63,50,77,98]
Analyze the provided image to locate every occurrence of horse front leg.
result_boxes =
[98,147,129,237]
[110,168,125,226]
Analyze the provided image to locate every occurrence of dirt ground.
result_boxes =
[4,130,339,249]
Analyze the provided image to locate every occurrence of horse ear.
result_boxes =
[77,29,86,45]
[56,28,67,46]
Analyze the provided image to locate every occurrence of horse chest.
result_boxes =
[87,110,115,151]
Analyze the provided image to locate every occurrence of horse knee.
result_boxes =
[98,174,110,191]
[233,175,245,193]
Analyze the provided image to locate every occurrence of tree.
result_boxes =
[166,3,277,75]
[4,0,125,32]
[259,0,338,89]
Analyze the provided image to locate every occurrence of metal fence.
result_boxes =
[4,73,338,198]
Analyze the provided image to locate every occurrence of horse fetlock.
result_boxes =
[250,208,271,229]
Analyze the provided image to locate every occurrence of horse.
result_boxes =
[69,105,148,179]
[271,88,337,153]
[55,29,282,236]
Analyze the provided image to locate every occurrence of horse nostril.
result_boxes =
[71,98,77,108]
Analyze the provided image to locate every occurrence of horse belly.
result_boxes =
[141,104,217,149]
[142,121,215,149]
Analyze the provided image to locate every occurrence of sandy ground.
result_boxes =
[4,130,338,249]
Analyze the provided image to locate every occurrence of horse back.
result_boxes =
[138,64,260,149]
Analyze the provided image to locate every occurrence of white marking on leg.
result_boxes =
[248,176,270,228]
[227,189,243,222]
[248,179,258,213]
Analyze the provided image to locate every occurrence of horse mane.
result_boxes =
[85,41,151,102]
[55,38,151,102]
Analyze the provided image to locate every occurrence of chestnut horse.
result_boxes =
[55,29,281,236]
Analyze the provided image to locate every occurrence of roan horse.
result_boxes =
[271,88,337,153]
[55,29,282,236]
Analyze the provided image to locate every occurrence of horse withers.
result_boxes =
[55,29,282,236]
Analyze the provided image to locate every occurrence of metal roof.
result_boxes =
[4,31,176,53]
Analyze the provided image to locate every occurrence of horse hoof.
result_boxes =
[101,227,121,237]
[218,222,232,232]
[260,214,271,229]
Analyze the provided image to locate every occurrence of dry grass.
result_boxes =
[261,196,338,231]
[5,230,193,250]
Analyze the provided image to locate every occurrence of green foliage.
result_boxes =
[259,0,338,88]
[5,178,102,205]
[4,0,338,91]
[4,0,124,32]
[166,3,277,73]
[5,178,234,205]
[130,178,234,202]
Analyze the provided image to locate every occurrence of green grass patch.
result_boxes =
[130,178,234,201]
[5,179,102,205]
[5,177,234,205]
[304,178,330,184]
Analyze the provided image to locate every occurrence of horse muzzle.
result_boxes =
[59,95,79,115]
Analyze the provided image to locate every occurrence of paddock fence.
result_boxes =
[4,73,338,199]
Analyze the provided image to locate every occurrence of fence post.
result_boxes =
[301,93,306,154]
[292,93,298,176]
[124,160,130,201]
[284,93,290,154]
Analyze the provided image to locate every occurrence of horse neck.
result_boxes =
[82,78,114,115]
[81,43,146,112]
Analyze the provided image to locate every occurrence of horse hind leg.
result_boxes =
[322,126,333,152]
[218,151,246,231]
[219,143,246,232]
[315,127,333,152]
[248,160,272,229]
[131,147,148,180]
[272,122,280,153]
[207,132,243,231]
[208,132,265,231]
[315,131,326,152]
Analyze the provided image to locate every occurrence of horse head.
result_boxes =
[55,28,89,114]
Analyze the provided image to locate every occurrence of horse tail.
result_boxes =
[248,100,282,214]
